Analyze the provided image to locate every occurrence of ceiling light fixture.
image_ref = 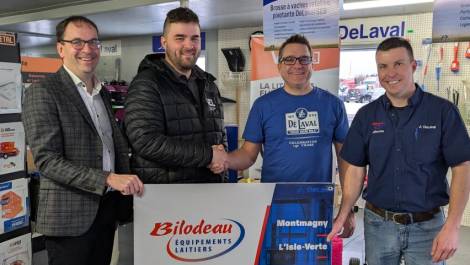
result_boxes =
[343,0,433,11]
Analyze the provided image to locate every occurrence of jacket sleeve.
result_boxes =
[22,83,108,195]
[124,78,213,168]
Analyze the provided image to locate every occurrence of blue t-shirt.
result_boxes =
[243,87,349,183]
[340,85,470,212]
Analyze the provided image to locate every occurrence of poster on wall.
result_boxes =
[0,122,25,175]
[263,0,339,50]
[0,233,32,265]
[21,56,62,89]
[432,0,470,43]
[0,178,29,234]
[0,63,22,114]
[134,183,333,265]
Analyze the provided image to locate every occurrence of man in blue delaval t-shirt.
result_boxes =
[328,37,470,265]
[209,34,354,237]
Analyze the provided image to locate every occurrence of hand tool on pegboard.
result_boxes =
[451,42,460,73]
[465,42,470,59]
[421,38,432,91]
[452,89,459,106]
[435,45,443,93]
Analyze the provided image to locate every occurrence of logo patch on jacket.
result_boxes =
[206,98,216,111]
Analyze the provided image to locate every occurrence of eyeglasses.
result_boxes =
[60,39,101,49]
[280,56,312,65]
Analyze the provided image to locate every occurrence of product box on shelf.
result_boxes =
[0,233,31,265]
[0,122,24,175]
[0,62,22,115]
[0,178,29,234]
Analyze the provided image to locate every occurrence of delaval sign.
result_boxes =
[340,18,407,45]
[100,40,121,56]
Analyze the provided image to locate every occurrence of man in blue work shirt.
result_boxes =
[327,37,470,265]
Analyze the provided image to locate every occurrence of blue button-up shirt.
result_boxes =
[341,85,470,212]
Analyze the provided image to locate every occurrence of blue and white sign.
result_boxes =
[432,0,470,42]
[263,0,339,49]
[340,18,407,45]
[153,32,206,53]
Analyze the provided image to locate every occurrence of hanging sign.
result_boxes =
[432,0,470,42]
[263,0,339,50]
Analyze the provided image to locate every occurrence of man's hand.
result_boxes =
[327,210,355,241]
[208,145,227,174]
[431,223,459,262]
[106,173,144,196]
[340,210,356,238]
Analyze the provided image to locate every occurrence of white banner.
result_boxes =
[263,0,340,49]
[134,183,334,265]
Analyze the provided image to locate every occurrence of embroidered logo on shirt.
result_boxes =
[371,121,385,134]
[285,108,319,135]
[206,98,216,111]
[418,124,436,129]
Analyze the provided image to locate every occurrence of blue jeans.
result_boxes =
[364,207,445,265]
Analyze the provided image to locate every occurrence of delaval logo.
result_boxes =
[150,218,245,262]
[340,21,405,41]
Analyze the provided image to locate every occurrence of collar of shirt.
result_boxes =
[163,59,197,83]
[63,65,102,96]
[381,83,423,110]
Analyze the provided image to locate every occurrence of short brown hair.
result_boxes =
[163,7,200,36]
[56,16,99,42]
[278,34,312,62]
[376,37,414,61]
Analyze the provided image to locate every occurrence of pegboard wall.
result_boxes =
[407,14,470,133]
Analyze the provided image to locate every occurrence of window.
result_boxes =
[339,49,385,124]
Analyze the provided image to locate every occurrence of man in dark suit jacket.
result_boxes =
[22,16,144,265]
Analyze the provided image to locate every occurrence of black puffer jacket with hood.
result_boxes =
[124,54,225,183]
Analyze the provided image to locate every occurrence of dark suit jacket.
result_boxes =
[22,67,131,236]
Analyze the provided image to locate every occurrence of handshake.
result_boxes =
[208,144,229,174]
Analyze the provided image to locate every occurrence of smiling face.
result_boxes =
[277,43,313,95]
[161,22,201,77]
[57,21,100,83]
[376,47,417,106]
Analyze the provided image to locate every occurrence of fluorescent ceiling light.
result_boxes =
[343,0,433,10]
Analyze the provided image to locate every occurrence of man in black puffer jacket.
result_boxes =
[124,7,226,184]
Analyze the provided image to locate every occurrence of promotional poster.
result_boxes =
[134,183,333,265]
[0,122,25,175]
[20,56,62,88]
[0,233,31,265]
[263,0,339,49]
[0,178,29,234]
[0,62,22,114]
